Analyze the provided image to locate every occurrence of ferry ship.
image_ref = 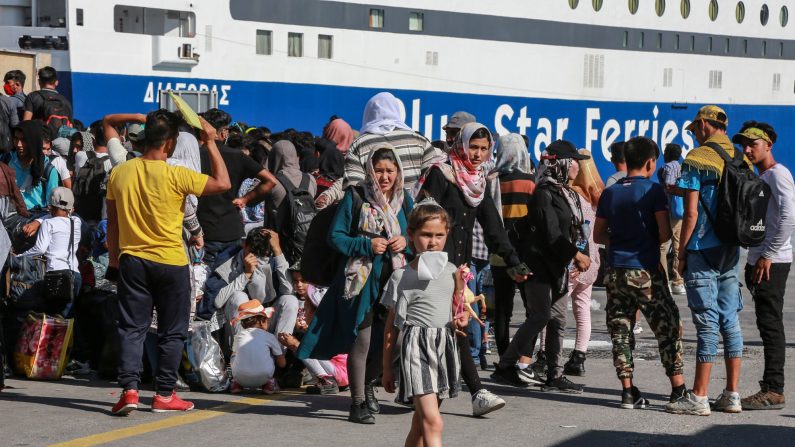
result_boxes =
[1,0,794,173]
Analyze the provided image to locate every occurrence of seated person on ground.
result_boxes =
[230,300,286,394]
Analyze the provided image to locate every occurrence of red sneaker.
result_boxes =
[151,392,195,413]
[230,381,243,394]
[111,389,139,416]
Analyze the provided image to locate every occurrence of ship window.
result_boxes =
[708,0,719,21]
[569,0,579,9]
[76,9,84,26]
[680,0,690,19]
[592,0,603,12]
[762,40,767,56]
[639,32,644,48]
[657,33,663,49]
[690,35,695,51]
[761,4,769,26]
[743,39,748,55]
[781,6,789,27]
[113,6,195,37]
[255,30,272,55]
[708,70,722,89]
[772,73,781,91]
[318,34,333,59]
[628,0,638,15]
[708,37,713,52]
[725,38,730,53]
[656,0,665,17]
[675,34,680,50]
[288,32,303,57]
[780,41,785,57]
[736,2,745,23]
[622,31,628,47]
[409,12,423,31]
[369,9,384,28]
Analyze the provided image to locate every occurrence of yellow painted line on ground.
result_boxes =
[49,392,296,447]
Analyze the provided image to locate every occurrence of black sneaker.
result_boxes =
[516,366,545,385]
[541,376,583,394]
[365,381,380,414]
[531,352,547,379]
[306,376,339,395]
[621,386,648,409]
[490,365,529,388]
[669,386,688,403]
[563,350,586,377]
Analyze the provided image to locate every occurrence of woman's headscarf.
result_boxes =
[433,122,491,207]
[535,149,585,232]
[494,133,533,175]
[318,146,344,182]
[167,131,201,173]
[13,121,45,184]
[343,145,406,299]
[570,149,605,206]
[323,118,354,153]
[78,131,95,152]
[359,92,411,135]
[268,140,303,187]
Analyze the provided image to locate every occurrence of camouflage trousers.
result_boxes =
[605,267,684,379]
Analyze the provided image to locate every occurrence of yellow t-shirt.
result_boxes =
[107,158,208,266]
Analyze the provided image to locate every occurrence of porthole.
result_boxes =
[592,0,603,12]
[736,2,745,23]
[780,6,788,27]
[656,0,665,17]
[628,0,638,15]
[680,0,690,19]
[708,0,719,21]
[569,0,579,9]
[761,4,769,26]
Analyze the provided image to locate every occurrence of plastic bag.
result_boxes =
[14,313,74,379]
[188,320,229,392]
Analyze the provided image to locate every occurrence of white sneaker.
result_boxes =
[471,389,506,417]
[633,323,643,335]
[711,390,742,413]
[671,283,686,295]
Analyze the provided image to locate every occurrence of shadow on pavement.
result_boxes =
[550,425,795,447]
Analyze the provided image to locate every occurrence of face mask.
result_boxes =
[417,251,448,281]
[3,83,14,96]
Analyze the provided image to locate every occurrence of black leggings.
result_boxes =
[458,333,483,395]
[492,265,530,356]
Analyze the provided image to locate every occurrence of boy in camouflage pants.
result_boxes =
[594,136,688,411]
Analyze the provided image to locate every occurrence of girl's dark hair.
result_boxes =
[371,147,398,167]
[407,203,451,234]
[470,127,491,141]
[241,315,267,329]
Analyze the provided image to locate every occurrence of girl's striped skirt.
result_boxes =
[397,325,460,403]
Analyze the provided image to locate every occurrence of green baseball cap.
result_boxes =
[732,127,773,145]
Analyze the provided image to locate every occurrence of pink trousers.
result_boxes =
[539,280,593,353]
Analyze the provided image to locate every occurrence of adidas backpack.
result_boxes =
[700,142,771,247]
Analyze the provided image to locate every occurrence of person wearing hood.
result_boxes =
[322,117,354,155]
[315,92,437,209]
[264,140,317,265]
[6,120,60,210]
[416,122,530,417]
[45,136,72,189]
[493,140,591,394]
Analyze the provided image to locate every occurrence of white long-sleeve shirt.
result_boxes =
[748,163,795,264]
[19,215,81,272]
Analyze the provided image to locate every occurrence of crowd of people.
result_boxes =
[1,66,793,445]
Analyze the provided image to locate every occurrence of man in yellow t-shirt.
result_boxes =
[106,110,230,416]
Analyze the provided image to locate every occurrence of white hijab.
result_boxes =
[360,92,411,135]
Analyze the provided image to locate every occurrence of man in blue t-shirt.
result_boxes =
[594,136,687,412]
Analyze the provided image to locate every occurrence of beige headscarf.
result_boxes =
[570,149,605,206]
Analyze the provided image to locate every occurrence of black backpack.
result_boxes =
[272,173,318,265]
[699,142,771,248]
[31,90,72,137]
[73,152,107,222]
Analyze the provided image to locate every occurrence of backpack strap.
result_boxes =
[298,174,311,191]
[275,172,297,193]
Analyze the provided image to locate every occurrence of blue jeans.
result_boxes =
[467,259,489,360]
[685,246,743,363]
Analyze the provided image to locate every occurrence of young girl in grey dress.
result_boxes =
[381,202,470,447]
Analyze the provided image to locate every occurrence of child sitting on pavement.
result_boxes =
[230,299,286,394]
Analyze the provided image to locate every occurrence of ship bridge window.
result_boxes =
[76,8,84,26]
[628,0,638,15]
[708,0,719,21]
[409,12,424,32]
[760,4,769,26]
[318,34,333,59]
[369,9,384,29]
[680,0,690,19]
[113,6,195,37]
[592,0,603,12]
[569,0,579,9]
[288,32,303,57]
[255,30,272,55]
[736,2,745,23]
[656,0,665,17]
[780,6,788,27]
